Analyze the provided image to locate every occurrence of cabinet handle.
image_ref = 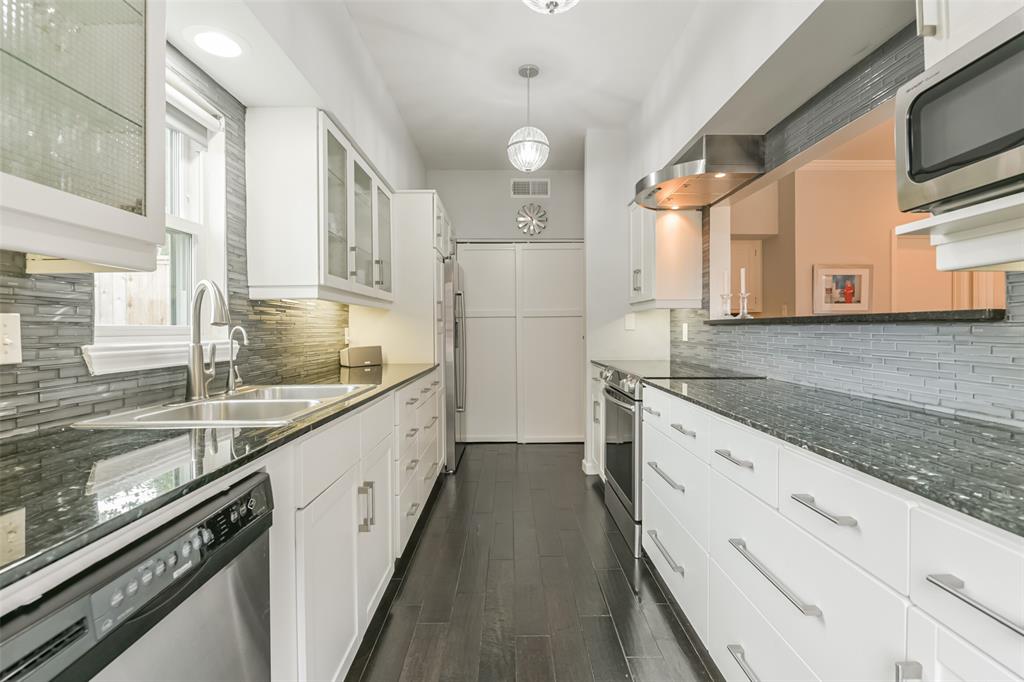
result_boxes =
[405,427,419,439]
[425,416,439,429]
[406,458,420,471]
[727,645,761,682]
[357,484,371,533]
[407,502,421,517]
[926,573,1024,636]
[729,538,821,617]
[632,268,641,292]
[646,530,684,575]
[914,0,937,37]
[714,448,754,469]
[424,463,437,481]
[593,400,600,424]
[642,406,661,418]
[368,480,376,526]
[790,493,857,527]
[670,423,696,438]
[421,387,431,394]
[894,661,923,682]
[431,380,440,387]
[406,397,419,406]
[646,461,685,492]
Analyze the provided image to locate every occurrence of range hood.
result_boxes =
[634,135,764,210]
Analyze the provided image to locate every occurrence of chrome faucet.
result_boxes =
[187,280,231,400]
[227,325,249,393]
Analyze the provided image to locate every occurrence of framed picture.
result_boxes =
[812,265,872,314]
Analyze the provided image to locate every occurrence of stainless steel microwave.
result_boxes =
[895,9,1024,214]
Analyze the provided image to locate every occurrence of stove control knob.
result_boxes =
[201,528,215,545]
[167,552,178,568]
[110,590,124,608]
[125,580,138,597]
[229,508,239,523]
[599,368,613,381]
[141,570,154,586]
[624,376,639,392]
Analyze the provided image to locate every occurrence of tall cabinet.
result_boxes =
[0,0,166,270]
[246,108,393,307]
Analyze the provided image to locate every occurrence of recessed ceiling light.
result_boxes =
[714,172,727,178]
[523,0,580,15]
[185,26,246,58]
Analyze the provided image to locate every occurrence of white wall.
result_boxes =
[584,129,669,362]
[245,0,426,190]
[425,170,583,241]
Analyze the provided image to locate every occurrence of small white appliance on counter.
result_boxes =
[339,345,383,368]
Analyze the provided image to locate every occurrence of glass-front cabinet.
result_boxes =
[247,108,394,307]
[0,0,165,271]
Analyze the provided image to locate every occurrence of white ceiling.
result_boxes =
[344,0,701,171]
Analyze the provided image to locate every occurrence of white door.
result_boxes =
[357,435,393,630]
[296,466,361,682]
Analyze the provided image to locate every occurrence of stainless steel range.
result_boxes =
[600,366,644,558]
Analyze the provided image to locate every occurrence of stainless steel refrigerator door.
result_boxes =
[92,531,271,682]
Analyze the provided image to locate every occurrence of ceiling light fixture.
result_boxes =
[523,0,580,14]
[714,172,727,178]
[190,28,244,58]
[508,65,549,173]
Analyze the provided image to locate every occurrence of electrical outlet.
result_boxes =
[0,313,22,364]
[0,508,25,564]
[682,322,689,341]
[623,313,636,331]
[343,327,350,345]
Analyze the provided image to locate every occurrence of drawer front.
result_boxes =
[642,423,709,550]
[420,436,440,500]
[297,414,361,508]
[418,394,440,453]
[399,420,420,461]
[641,384,673,433]
[779,447,911,594]
[668,395,709,462]
[397,446,422,494]
[709,417,780,507]
[397,381,426,428]
[907,607,1020,682]
[710,471,908,682]
[642,482,709,643]
[709,560,818,682]
[361,394,395,455]
[397,475,423,556]
[909,507,1024,677]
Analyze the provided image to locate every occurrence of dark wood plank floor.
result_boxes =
[347,443,713,682]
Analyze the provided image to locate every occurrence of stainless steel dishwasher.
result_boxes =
[0,473,273,682]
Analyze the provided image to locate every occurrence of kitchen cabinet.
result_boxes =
[904,608,1020,682]
[586,364,605,476]
[357,434,394,630]
[628,204,702,310]
[246,108,394,307]
[918,0,1023,68]
[0,0,166,271]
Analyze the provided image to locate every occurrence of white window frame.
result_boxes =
[83,65,234,376]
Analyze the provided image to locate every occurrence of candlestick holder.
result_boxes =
[738,292,753,319]
[719,293,734,318]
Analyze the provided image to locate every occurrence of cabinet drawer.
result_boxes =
[641,385,673,433]
[399,420,420,461]
[779,447,911,594]
[709,561,818,682]
[906,607,1020,682]
[397,447,422,495]
[710,471,908,681]
[642,482,709,643]
[420,436,440,499]
[642,423,709,550]
[709,417,779,507]
[361,394,394,454]
[667,395,709,461]
[397,475,424,555]
[397,381,427,428]
[909,507,1024,677]
[417,394,440,453]
[296,414,361,508]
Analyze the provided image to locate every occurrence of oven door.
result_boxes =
[895,12,1024,213]
[603,386,640,521]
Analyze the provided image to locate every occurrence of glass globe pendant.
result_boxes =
[508,65,549,173]
[523,0,580,14]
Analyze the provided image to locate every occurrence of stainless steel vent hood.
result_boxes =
[634,135,764,210]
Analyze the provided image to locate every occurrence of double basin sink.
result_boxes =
[75,384,375,429]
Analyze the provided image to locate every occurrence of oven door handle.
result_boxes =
[603,388,636,413]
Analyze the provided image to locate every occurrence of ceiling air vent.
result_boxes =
[511,178,550,198]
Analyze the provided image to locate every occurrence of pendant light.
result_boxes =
[507,64,549,173]
[523,0,580,14]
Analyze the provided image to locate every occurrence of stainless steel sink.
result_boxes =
[231,384,374,402]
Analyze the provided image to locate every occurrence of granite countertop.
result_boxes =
[644,378,1024,537]
[591,358,763,379]
[705,309,1006,326]
[0,363,436,589]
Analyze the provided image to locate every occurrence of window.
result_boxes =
[84,66,230,375]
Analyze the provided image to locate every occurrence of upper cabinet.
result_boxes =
[0,0,165,271]
[918,0,1024,67]
[246,108,394,307]
[435,198,453,257]
[628,204,703,309]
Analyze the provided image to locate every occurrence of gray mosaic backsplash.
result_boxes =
[0,46,350,437]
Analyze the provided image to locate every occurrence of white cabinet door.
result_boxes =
[629,204,645,302]
[296,466,361,682]
[358,435,394,630]
[921,0,1024,68]
[458,243,517,316]
[374,183,393,294]
[320,116,352,290]
[905,608,1020,682]
[351,159,376,291]
[518,316,584,442]
[459,316,517,441]
[640,207,657,300]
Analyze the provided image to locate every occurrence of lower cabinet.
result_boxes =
[296,465,361,682]
[905,608,1021,682]
[357,434,394,630]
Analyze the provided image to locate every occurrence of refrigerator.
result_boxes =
[442,254,466,473]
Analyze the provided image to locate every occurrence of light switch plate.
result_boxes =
[623,313,636,331]
[0,313,22,364]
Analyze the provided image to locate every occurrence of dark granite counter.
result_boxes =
[0,363,436,589]
[591,358,763,379]
[705,309,1005,326]
[644,378,1024,537]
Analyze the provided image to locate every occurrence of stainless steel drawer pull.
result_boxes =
[671,423,696,438]
[421,387,431,394]
[407,502,421,517]
[646,530,684,575]
[894,661,923,682]
[715,448,754,469]
[926,573,1024,636]
[406,397,419,405]
[729,538,822,617]
[357,484,372,533]
[727,645,761,682]
[405,427,419,439]
[790,493,858,527]
[642,406,661,418]
[406,458,420,471]
[431,380,440,387]
[425,416,439,429]
[647,461,685,492]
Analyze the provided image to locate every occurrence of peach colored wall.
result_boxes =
[761,174,796,316]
